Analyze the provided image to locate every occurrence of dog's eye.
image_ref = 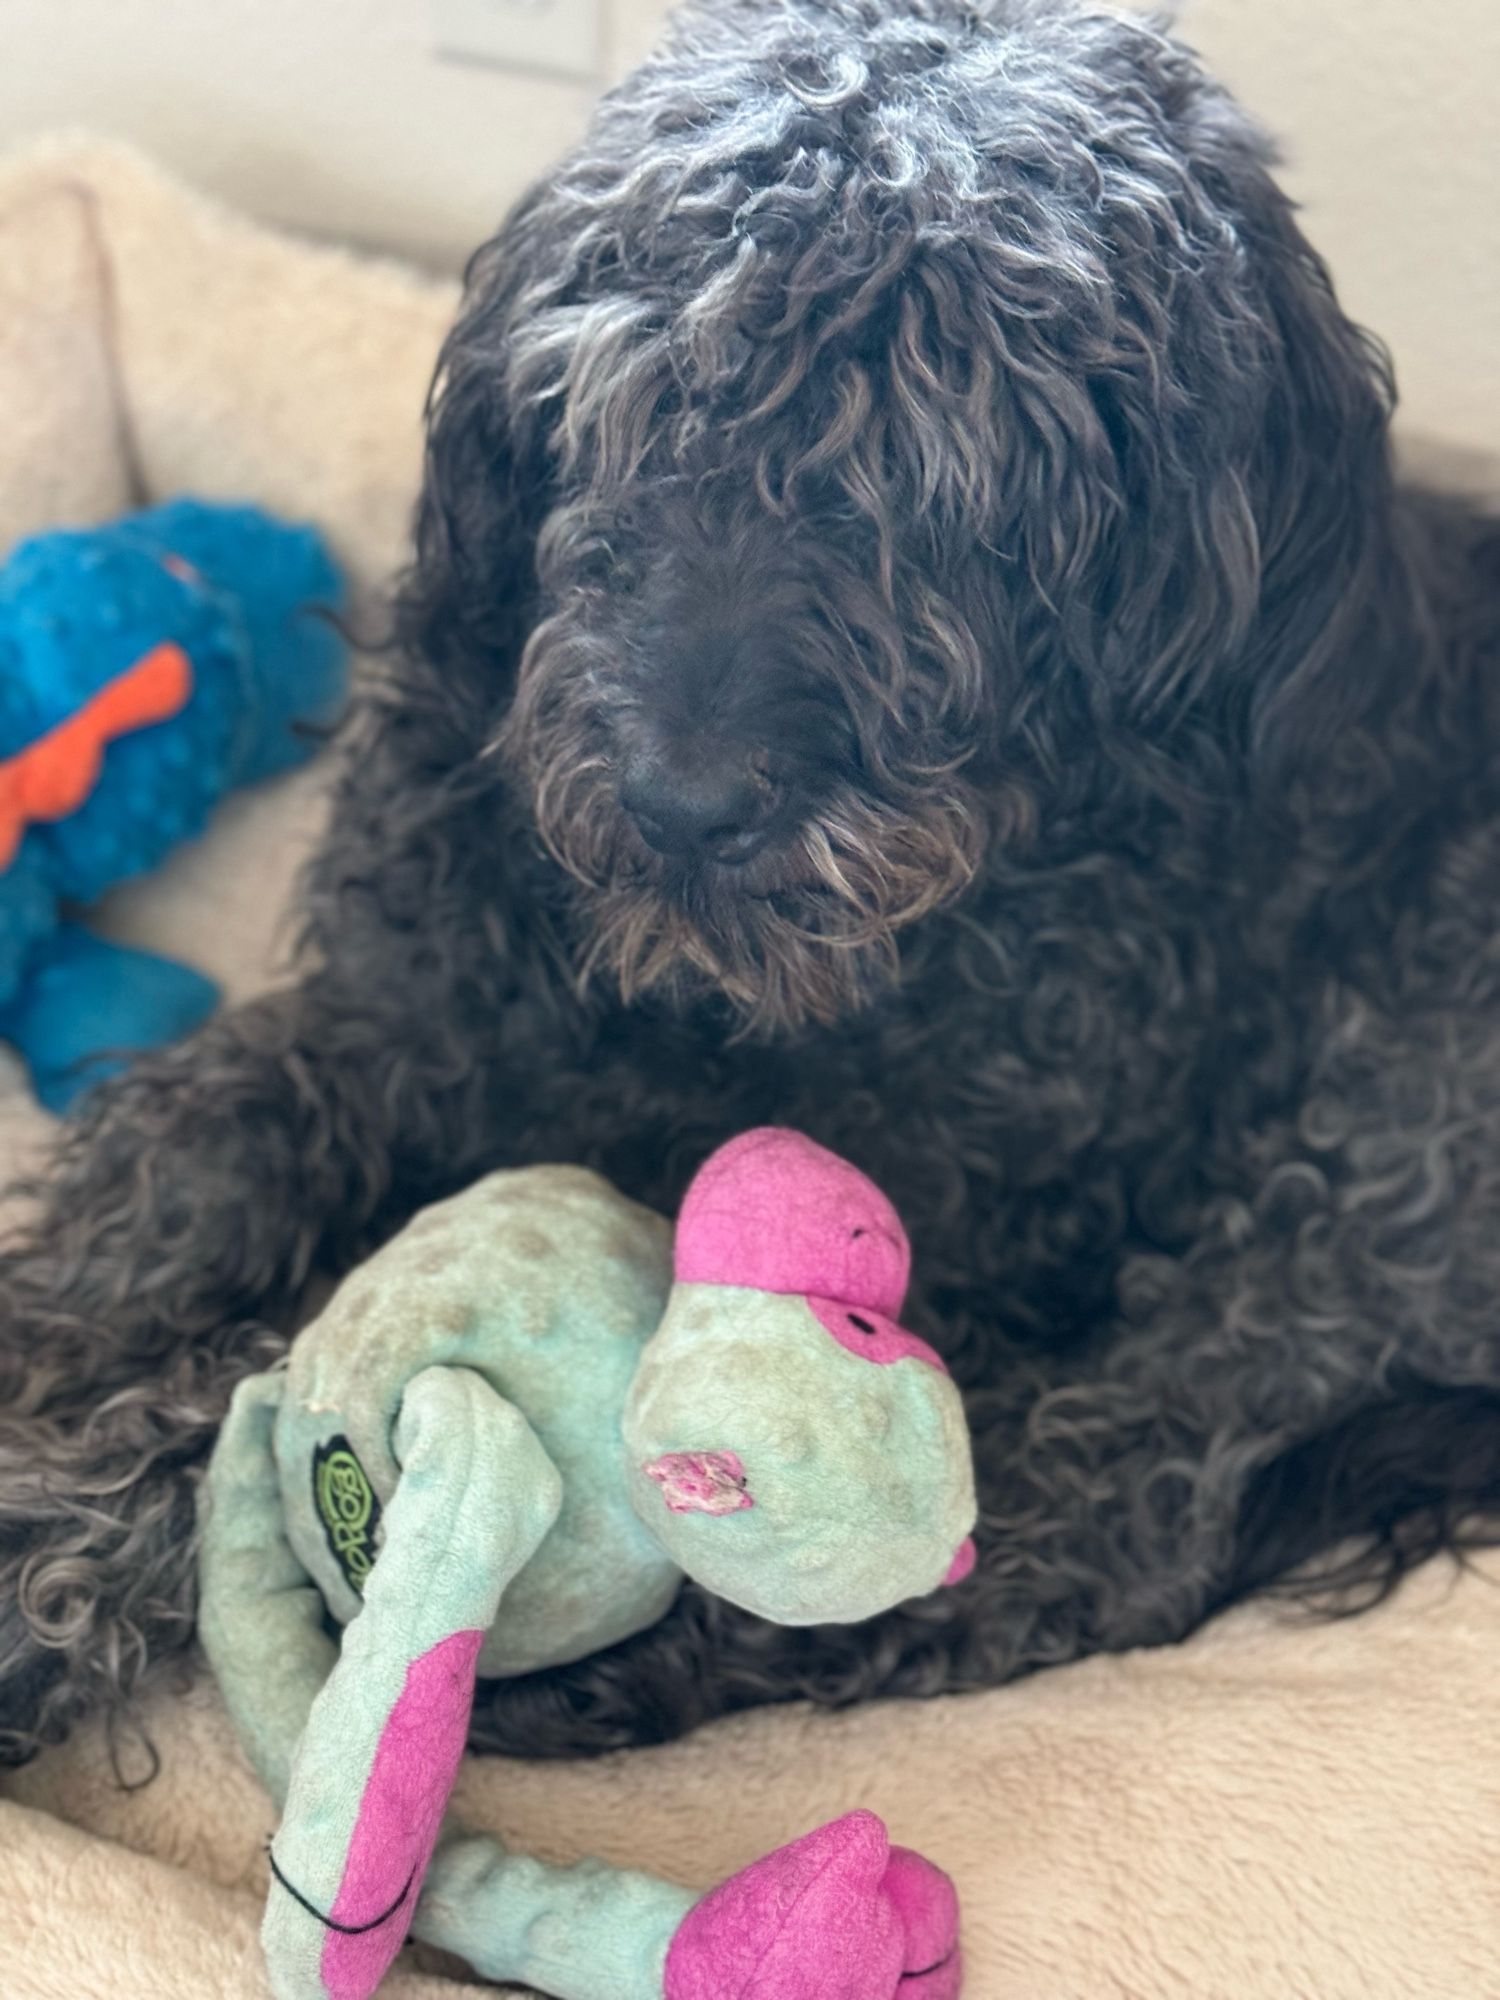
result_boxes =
[847,1312,876,1336]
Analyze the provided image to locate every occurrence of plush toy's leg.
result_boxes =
[265,1366,562,2000]
[0,921,219,1111]
[205,1373,963,2000]
[198,1369,340,1808]
[417,1836,695,2000]
[417,1810,963,2000]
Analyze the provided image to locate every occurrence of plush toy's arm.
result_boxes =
[199,1367,338,1808]
[264,1365,563,2000]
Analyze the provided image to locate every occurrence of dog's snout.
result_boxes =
[620,742,780,865]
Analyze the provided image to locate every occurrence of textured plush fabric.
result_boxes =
[663,1811,960,2000]
[271,1168,681,1681]
[675,1126,912,1313]
[623,1274,975,1623]
[202,1364,560,2000]
[0,130,455,1170]
[0,500,344,1106]
[418,1836,694,2000]
[674,1127,950,1371]
[206,1140,972,1997]
[1,134,1498,2000]
[9,1550,1500,2000]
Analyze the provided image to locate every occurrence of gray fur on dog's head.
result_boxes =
[401,0,1399,1034]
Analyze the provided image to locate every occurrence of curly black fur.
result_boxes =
[4,0,1500,1768]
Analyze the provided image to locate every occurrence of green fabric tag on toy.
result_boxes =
[311,1436,382,1596]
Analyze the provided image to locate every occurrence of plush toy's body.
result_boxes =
[200,1130,976,2000]
[0,499,345,1107]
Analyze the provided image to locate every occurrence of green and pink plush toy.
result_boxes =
[198,1129,976,2000]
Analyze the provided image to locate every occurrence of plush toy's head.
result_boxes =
[623,1129,977,1625]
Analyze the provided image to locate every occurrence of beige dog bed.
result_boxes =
[1,137,1497,2000]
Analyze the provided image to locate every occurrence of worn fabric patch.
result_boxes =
[644,1449,754,1515]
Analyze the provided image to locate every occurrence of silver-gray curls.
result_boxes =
[405,0,1398,1032]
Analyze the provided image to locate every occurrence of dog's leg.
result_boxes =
[0,990,405,1758]
[0,704,555,1761]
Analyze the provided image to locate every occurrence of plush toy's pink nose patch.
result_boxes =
[644,1449,754,1515]
[676,1129,911,1313]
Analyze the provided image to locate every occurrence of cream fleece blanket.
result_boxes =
[0,136,1498,2000]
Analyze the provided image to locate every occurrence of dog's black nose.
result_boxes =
[620,745,778,864]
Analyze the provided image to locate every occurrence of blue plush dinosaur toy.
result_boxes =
[0,499,346,1110]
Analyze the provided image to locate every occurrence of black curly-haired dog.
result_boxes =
[4,0,1500,1769]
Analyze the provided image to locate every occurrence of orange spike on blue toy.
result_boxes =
[0,499,346,1109]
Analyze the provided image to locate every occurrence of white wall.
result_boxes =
[2,0,1496,454]
[2,0,598,269]
[1179,0,1500,465]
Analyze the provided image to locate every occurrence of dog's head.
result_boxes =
[404,0,1399,1033]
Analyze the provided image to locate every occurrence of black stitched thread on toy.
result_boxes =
[267,1844,415,1934]
[311,1435,381,1595]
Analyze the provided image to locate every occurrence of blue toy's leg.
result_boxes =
[417,1836,695,2000]
[0,922,219,1112]
[264,1366,563,2000]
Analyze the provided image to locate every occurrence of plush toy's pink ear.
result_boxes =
[644,1450,754,1515]
[676,1128,910,1313]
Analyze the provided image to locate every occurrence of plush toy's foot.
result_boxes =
[664,1812,961,2000]
[0,923,219,1111]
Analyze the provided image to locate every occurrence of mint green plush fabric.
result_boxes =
[197,1142,976,2000]
[275,1166,682,1678]
[198,1369,337,1809]
[419,1839,696,2000]
[200,1350,685,2000]
[260,1366,562,1997]
[624,1281,975,1625]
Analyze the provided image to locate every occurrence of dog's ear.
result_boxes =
[1083,84,1409,789]
[397,226,555,700]
[891,50,1409,800]
[1192,103,1410,790]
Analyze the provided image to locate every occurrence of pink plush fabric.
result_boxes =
[676,1130,911,1315]
[664,1810,961,2000]
[942,1538,977,1588]
[320,1628,484,2000]
[644,1449,755,1514]
[805,1297,949,1373]
[883,1848,964,2000]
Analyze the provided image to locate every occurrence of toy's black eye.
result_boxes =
[851,1228,868,1239]
[847,1313,876,1336]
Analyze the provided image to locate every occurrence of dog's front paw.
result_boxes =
[663,1810,961,2000]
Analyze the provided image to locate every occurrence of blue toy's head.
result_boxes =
[0,502,347,907]
[133,501,347,784]
[0,525,224,750]
[622,1131,977,1626]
